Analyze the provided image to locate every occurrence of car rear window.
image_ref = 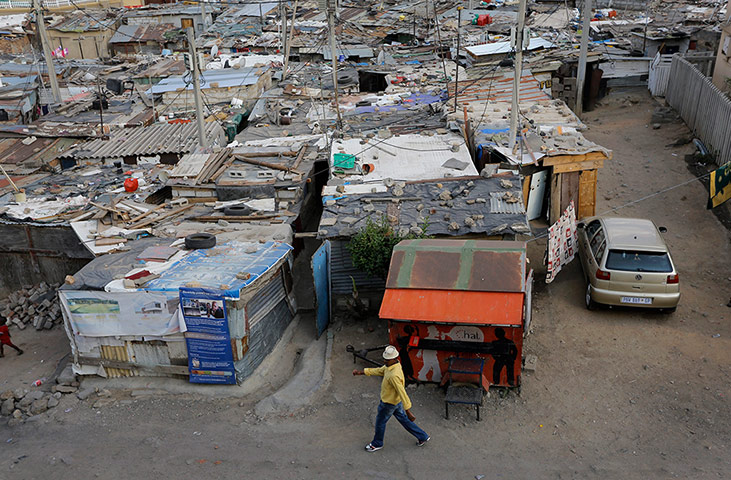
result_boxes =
[605,250,673,273]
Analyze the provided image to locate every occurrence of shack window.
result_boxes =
[181,18,194,29]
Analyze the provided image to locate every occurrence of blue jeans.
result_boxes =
[371,401,429,448]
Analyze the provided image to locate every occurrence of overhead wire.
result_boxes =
[527,170,716,243]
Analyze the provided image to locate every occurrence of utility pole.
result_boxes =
[508,0,527,150]
[280,0,288,56]
[33,0,61,104]
[576,0,592,116]
[453,6,462,112]
[96,77,105,138]
[200,0,207,34]
[282,0,299,81]
[431,0,448,83]
[186,27,208,149]
[642,2,649,55]
[327,0,342,130]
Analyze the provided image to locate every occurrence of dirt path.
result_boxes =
[1,89,729,479]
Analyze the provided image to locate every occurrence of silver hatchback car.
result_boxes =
[577,217,680,313]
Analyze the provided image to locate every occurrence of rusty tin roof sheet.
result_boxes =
[60,122,225,161]
[385,239,527,293]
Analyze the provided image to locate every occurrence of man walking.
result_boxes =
[353,345,430,452]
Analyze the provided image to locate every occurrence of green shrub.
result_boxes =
[347,215,430,280]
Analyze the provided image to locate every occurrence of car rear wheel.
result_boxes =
[585,283,599,310]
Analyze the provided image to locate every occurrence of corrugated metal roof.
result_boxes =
[144,241,293,300]
[224,2,278,18]
[379,289,524,325]
[148,67,266,94]
[490,192,526,214]
[109,23,178,44]
[60,122,225,160]
[385,239,527,293]
[132,58,185,79]
[465,37,556,58]
[452,69,550,105]
[0,137,59,164]
[330,133,477,182]
[317,174,530,239]
[48,10,116,32]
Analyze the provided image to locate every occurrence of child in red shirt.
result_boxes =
[0,318,23,356]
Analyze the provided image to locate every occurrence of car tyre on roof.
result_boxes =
[185,233,216,249]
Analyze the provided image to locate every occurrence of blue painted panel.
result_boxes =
[312,240,331,338]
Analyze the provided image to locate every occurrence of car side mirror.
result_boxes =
[577,222,585,229]
[658,226,668,233]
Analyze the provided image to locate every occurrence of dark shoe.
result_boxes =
[365,443,382,452]
[17,350,23,355]
[417,436,430,446]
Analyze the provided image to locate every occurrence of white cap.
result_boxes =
[382,345,399,360]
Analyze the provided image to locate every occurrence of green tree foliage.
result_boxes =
[347,215,430,280]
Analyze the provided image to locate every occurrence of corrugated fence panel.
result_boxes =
[649,54,673,97]
[330,239,385,295]
[666,56,731,166]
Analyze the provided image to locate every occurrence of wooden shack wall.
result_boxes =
[543,151,607,222]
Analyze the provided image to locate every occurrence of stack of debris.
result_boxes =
[1,282,62,331]
[1,364,81,427]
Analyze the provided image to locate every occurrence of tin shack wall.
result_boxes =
[230,261,296,383]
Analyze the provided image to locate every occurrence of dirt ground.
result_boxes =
[1,89,730,479]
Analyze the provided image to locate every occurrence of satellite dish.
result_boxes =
[211,45,219,57]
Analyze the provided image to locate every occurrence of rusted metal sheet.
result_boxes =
[379,289,524,326]
[450,70,550,105]
[385,239,526,293]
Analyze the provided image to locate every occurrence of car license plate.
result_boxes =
[620,296,652,305]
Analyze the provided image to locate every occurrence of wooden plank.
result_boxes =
[578,169,597,219]
[522,175,531,206]
[549,172,561,224]
[194,215,281,222]
[77,356,189,376]
[541,151,607,166]
[127,203,165,224]
[234,155,305,175]
[129,204,194,229]
[291,145,307,171]
[551,159,604,173]
[95,237,127,246]
[561,171,580,214]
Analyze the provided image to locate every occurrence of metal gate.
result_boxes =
[312,240,331,338]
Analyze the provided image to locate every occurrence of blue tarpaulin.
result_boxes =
[145,241,293,299]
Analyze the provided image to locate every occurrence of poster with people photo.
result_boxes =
[179,287,236,385]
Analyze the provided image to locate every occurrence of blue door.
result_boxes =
[312,240,331,338]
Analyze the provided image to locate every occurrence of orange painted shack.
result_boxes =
[379,239,533,388]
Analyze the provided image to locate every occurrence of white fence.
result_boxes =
[666,55,731,167]
[0,0,99,8]
[648,53,673,97]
